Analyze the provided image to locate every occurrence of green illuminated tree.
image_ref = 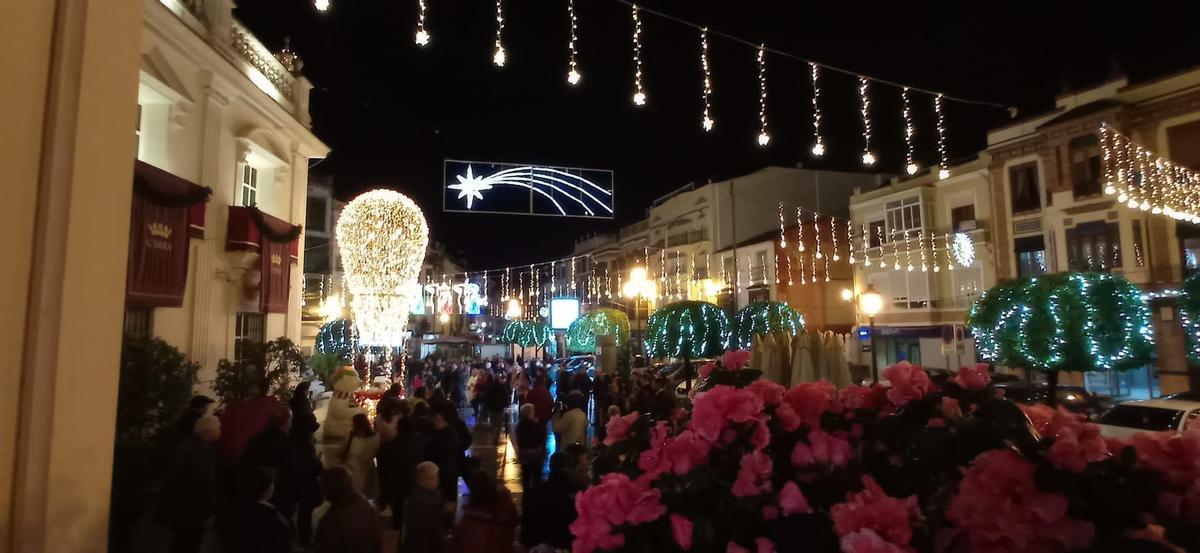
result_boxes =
[501,320,551,348]
[1178,271,1200,367]
[315,318,358,361]
[732,301,805,350]
[966,272,1154,403]
[646,301,731,391]
[566,308,630,353]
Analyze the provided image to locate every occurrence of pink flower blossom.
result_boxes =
[747,379,786,406]
[839,385,873,410]
[699,362,716,379]
[927,417,946,428]
[603,411,639,446]
[732,449,773,497]
[727,543,749,553]
[723,349,752,370]
[785,380,840,429]
[670,513,693,551]
[750,418,772,449]
[883,362,934,407]
[792,429,853,467]
[941,397,962,418]
[954,363,991,390]
[946,449,1094,553]
[762,505,779,521]
[1019,404,1109,472]
[638,429,713,480]
[774,402,801,432]
[779,481,813,515]
[691,385,765,443]
[831,476,922,550]
[571,472,666,553]
[841,529,908,553]
[755,537,775,553]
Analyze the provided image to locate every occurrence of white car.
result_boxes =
[1095,399,1200,439]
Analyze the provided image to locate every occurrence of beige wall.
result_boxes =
[2,1,143,552]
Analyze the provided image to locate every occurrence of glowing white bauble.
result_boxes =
[336,190,429,346]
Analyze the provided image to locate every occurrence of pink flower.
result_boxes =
[732,449,773,497]
[831,476,922,550]
[747,379,786,406]
[883,362,934,407]
[727,543,749,553]
[670,513,693,551]
[792,429,853,467]
[954,363,991,390]
[603,411,639,446]
[1019,404,1109,472]
[762,505,779,521]
[723,349,752,370]
[785,380,840,429]
[774,402,801,432]
[690,385,765,443]
[841,529,908,553]
[699,362,716,379]
[571,472,666,552]
[750,418,772,450]
[755,537,775,553]
[946,450,1094,553]
[926,417,946,428]
[941,397,962,418]
[779,481,813,515]
[839,385,872,410]
[638,429,712,479]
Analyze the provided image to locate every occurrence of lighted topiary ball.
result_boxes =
[966,272,1154,374]
[501,320,551,348]
[315,318,358,361]
[732,301,805,350]
[566,308,630,353]
[645,300,730,359]
[1179,271,1200,364]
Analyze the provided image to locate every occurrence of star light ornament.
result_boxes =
[336,190,429,347]
[448,165,493,209]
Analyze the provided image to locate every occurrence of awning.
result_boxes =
[126,161,211,307]
[226,205,302,313]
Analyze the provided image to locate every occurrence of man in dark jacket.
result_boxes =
[401,462,450,553]
[216,467,291,553]
[521,452,579,550]
[424,405,461,504]
[241,405,298,533]
[159,415,220,553]
[175,394,214,439]
[314,466,382,553]
[378,416,425,528]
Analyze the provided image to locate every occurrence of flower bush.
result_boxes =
[584,359,1200,552]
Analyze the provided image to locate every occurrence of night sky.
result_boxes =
[233,0,1199,269]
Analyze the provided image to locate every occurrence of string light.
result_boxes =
[902,87,918,175]
[799,252,806,285]
[890,229,900,271]
[813,212,822,259]
[823,253,830,283]
[631,5,646,106]
[935,93,949,180]
[904,230,913,272]
[847,220,856,264]
[786,251,793,286]
[606,266,612,298]
[571,257,577,294]
[831,216,840,261]
[932,235,941,273]
[700,28,714,131]
[919,230,928,272]
[756,45,770,146]
[809,249,816,284]
[414,0,429,45]
[796,207,806,252]
[566,0,580,84]
[549,261,557,293]
[493,0,506,67]
[778,203,787,247]
[859,77,876,166]
[810,63,825,157]
[945,232,955,271]
[1100,123,1200,223]
[861,223,871,267]
[314,0,330,12]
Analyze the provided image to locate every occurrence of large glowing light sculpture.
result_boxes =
[336,190,429,346]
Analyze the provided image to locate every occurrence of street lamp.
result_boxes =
[504,298,523,319]
[858,284,884,383]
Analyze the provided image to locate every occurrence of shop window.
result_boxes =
[1070,135,1103,198]
[1015,236,1047,278]
[753,250,768,283]
[306,196,328,231]
[1009,163,1041,213]
[234,312,265,361]
[868,220,886,247]
[747,287,770,303]
[1066,221,1121,272]
[123,306,153,338]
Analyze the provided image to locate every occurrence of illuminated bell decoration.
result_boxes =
[732,301,805,350]
[336,190,429,347]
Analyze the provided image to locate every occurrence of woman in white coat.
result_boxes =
[340,413,380,495]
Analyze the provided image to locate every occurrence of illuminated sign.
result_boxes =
[443,159,614,218]
[550,297,581,330]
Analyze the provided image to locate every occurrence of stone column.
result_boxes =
[189,77,229,382]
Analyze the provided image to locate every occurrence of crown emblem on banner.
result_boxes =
[148,222,172,239]
[271,253,282,265]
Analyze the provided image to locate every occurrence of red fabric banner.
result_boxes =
[126,192,192,307]
[260,236,291,313]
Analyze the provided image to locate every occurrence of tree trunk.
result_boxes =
[683,353,691,393]
[1046,371,1059,407]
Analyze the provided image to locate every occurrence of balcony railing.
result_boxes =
[230,20,295,103]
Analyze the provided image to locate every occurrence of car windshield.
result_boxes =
[1097,405,1183,431]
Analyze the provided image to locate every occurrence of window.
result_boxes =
[1070,135,1103,198]
[694,253,709,279]
[951,205,976,231]
[306,196,328,231]
[1066,221,1121,272]
[748,287,770,303]
[240,165,259,207]
[234,312,265,361]
[885,196,922,236]
[868,220,886,247]
[722,256,735,285]
[123,306,153,338]
[1015,236,1047,278]
[1009,163,1041,213]
[304,237,330,274]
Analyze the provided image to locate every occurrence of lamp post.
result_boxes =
[622,265,657,352]
[858,284,884,383]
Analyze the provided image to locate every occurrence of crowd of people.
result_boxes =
[157,353,685,553]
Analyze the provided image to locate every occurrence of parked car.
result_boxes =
[1095,399,1200,438]
[1163,391,1200,402]
[993,382,1112,418]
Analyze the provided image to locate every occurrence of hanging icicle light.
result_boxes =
[813,213,823,259]
[566,0,581,84]
[902,87,918,176]
[847,220,856,264]
[904,230,914,272]
[935,93,950,180]
[831,216,840,261]
[493,0,506,66]
[700,28,714,131]
[810,62,825,157]
[414,0,429,45]
[796,207,806,252]
[314,0,330,12]
[778,203,787,248]
[861,223,872,267]
[756,45,770,146]
[631,4,646,106]
[859,77,876,166]
[919,230,928,272]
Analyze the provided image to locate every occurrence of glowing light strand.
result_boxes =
[566,0,580,84]
[935,94,949,179]
[860,77,876,166]
[902,86,917,175]
[631,5,646,106]
[810,63,825,156]
[415,0,429,45]
[493,0,506,66]
[756,45,770,146]
[700,28,713,131]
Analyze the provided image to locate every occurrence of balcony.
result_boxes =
[666,229,708,247]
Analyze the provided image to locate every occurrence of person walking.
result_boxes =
[400,462,451,553]
[520,452,580,550]
[424,404,461,505]
[241,405,299,536]
[450,470,518,553]
[215,467,291,553]
[313,466,382,553]
[288,381,322,546]
[378,411,425,529]
[552,392,589,449]
[341,413,380,495]
[525,377,554,425]
[514,403,546,492]
[158,415,220,553]
[175,394,214,439]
